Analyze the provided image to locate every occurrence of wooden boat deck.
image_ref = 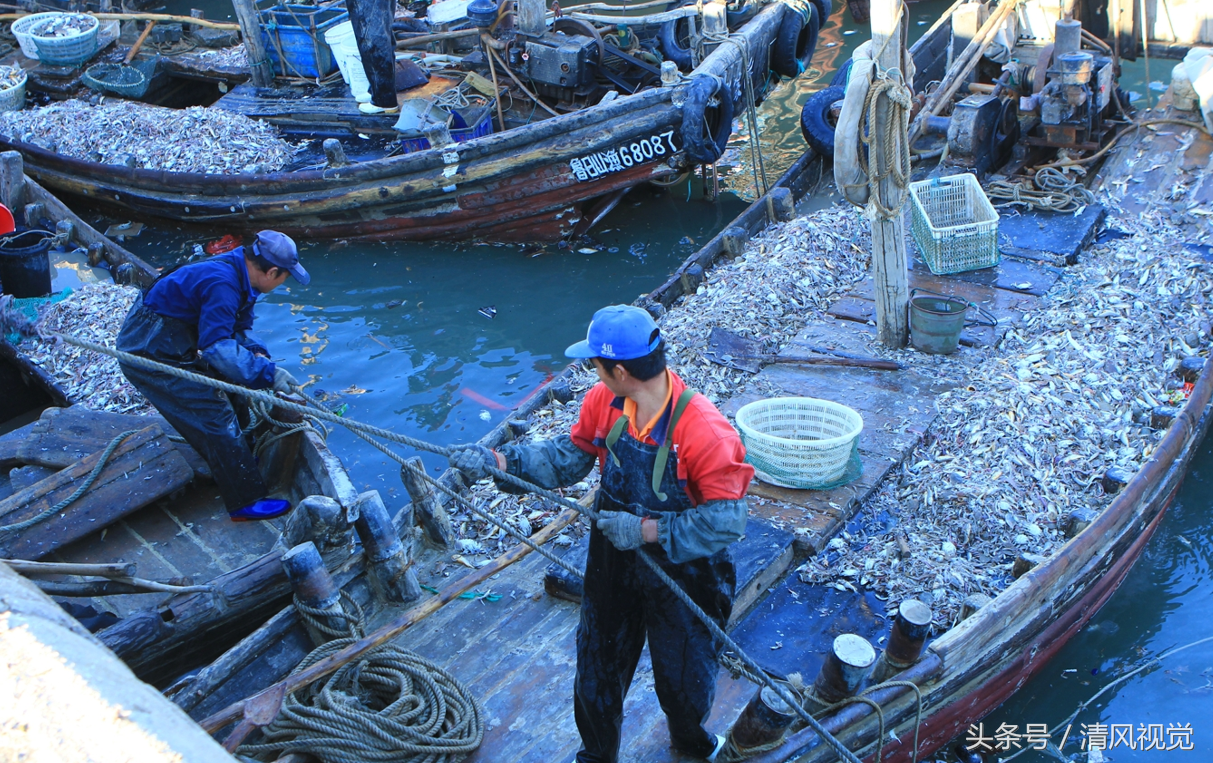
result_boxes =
[386,219,1071,761]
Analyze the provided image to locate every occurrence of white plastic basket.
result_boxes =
[12,12,60,59]
[908,173,1000,275]
[735,397,863,489]
[0,67,27,112]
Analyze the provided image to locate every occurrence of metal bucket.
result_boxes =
[0,229,53,298]
[909,289,999,354]
[909,290,969,355]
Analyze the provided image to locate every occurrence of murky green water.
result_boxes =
[96,2,1210,756]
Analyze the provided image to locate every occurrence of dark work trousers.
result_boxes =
[574,428,735,762]
[346,0,397,108]
[116,300,268,513]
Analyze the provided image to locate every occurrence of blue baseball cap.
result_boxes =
[253,230,310,286]
[565,305,661,360]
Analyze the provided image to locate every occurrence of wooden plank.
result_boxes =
[17,405,210,481]
[850,267,1038,323]
[8,465,57,492]
[0,424,194,560]
[907,250,1060,296]
[828,295,998,347]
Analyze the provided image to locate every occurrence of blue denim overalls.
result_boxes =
[574,389,736,762]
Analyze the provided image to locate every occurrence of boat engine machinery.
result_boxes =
[946,92,1020,177]
[513,31,601,102]
[1027,17,1116,150]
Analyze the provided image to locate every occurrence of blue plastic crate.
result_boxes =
[258,4,348,79]
[400,104,493,153]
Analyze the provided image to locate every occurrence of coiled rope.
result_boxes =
[239,592,483,763]
[0,304,873,763]
[0,429,138,534]
[858,64,913,219]
[986,167,1096,214]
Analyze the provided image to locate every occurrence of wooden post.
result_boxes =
[869,0,909,348]
[516,0,546,36]
[0,151,26,214]
[353,490,422,604]
[810,634,876,705]
[230,0,273,87]
[322,138,349,167]
[400,457,453,548]
[281,542,347,646]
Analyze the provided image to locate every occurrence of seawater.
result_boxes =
[106,0,1212,755]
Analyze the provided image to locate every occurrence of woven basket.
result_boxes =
[735,397,863,489]
[30,13,99,67]
[0,67,27,112]
[11,12,60,59]
[83,63,147,98]
[909,173,1000,275]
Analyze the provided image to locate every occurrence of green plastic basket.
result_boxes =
[908,173,1000,275]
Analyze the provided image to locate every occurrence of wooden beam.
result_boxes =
[868,0,909,348]
[0,12,240,30]
[2,559,136,578]
[0,424,195,560]
[229,0,274,87]
[0,150,25,213]
[517,0,548,35]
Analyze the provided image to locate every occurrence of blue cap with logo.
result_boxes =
[253,230,310,286]
[565,305,661,360]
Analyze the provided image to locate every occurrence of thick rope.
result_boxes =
[0,316,869,763]
[0,430,138,534]
[857,64,913,219]
[986,167,1096,214]
[240,592,483,763]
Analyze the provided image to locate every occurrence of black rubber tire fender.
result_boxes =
[680,77,736,164]
[799,84,845,156]
[771,4,820,78]
[659,12,695,71]
[829,55,853,87]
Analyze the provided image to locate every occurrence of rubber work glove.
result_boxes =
[596,510,644,551]
[448,445,498,481]
[272,367,298,393]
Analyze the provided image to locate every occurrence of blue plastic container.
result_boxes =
[258,4,348,79]
[400,105,494,153]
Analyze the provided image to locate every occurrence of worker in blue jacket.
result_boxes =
[116,231,309,522]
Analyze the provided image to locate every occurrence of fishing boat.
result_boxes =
[0,0,828,243]
[0,157,380,689]
[169,45,1211,763]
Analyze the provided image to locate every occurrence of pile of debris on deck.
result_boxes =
[18,283,149,415]
[799,208,1212,627]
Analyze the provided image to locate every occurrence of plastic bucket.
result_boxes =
[0,229,53,298]
[323,21,371,102]
[909,293,967,355]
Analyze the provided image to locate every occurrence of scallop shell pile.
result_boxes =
[22,282,151,414]
[0,100,298,174]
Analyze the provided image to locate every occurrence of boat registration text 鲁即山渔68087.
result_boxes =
[570,131,679,182]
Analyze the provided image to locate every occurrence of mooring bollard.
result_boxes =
[810,634,877,707]
[872,600,932,682]
[282,494,349,552]
[354,490,422,604]
[726,685,797,755]
[281,541,347,645]
[401,456,453,548]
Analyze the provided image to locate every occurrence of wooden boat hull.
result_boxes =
[0,6,784,243]
[753,356,1213,763]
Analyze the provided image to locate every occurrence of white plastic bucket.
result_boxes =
[323,21,371,103]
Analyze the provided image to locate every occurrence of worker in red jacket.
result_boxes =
[449,305,753,762]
